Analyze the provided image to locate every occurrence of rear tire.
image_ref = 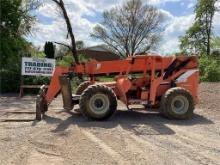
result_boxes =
[75,81,91,95]
[161,87,194,119]
[79,85,117,120]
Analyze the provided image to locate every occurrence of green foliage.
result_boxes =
[56,55,74,67]
[32,51,46,58]
[22,76,50,94]
[24,76,50,90]
[71,77,84,93]
[199,56,220,82]
[0,36,34,93]
[179,0,217,55]
[0,37,30,69]
[78,54,90,63]
[0,69,20,93]
[211,50,220,56]
[1,0,21,34]
[0,0,40,36]
[96,76,114,82]
[56,53,90,67]
[44,42,55,58]
[56,52,89,92]
[211,36,220,49]
[179,0,220,82]
[180,22,205,54]
[0,0,39,93]
[76,41,85,50]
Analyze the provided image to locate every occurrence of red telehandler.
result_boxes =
[36,55,199,121]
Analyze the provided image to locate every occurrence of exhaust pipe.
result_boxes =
[59,75,73,110]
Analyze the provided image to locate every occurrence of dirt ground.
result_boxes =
[0,83,220,165]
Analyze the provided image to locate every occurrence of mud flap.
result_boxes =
[36,85,48,121]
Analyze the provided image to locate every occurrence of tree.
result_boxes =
[180,0,218,56]
[55,44,69,58]
[0,0,40,69]
[0,0,39,67]
[0,0,40,93]
[91,0,164,57]
[211,36,220,56]
[76,41,85,50]
[211,36,220,49]
[51,0,79,64]
[180,22,205,54]
[44,42,55,58]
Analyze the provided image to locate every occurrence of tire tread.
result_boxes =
[161,87,194,119]
[79,84,117,120]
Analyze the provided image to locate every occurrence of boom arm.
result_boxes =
[45,67,69,104]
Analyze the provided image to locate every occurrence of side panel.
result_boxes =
[115,76,132,104]
[156,83,171,97]
[176,69,199,104]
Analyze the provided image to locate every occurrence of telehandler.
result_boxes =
[36,54,199,121]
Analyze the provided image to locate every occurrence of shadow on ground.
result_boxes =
[35,108,213,136]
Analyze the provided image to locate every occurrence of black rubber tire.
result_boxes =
[75,81,91,95]
[79,85,117,120]
[160,87,194,119]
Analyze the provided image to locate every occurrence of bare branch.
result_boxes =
[51,0,79,64]
[51,0,60,5]
[91,0,164,57]
[53,41,71,49]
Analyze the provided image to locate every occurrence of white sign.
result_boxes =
[21,57,55,76]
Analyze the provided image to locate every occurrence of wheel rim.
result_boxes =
[171,95,189,115]
[89,94,110,114]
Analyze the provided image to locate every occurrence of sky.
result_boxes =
[27,0,220,54]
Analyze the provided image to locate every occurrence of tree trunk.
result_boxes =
[52,0,79,64]
[207,35,210,56]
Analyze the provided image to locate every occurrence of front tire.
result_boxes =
[161,87,194,119]
[79,85,117,120]
[75,81,91,95]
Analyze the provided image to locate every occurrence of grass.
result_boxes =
[96,76,115,82]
